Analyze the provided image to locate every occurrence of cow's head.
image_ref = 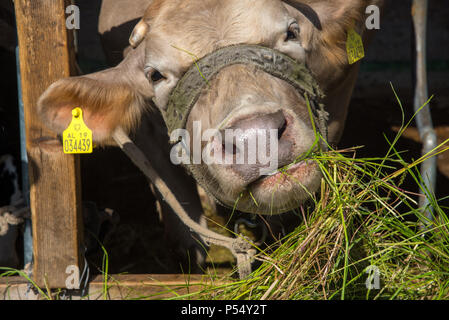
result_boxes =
[38,0,379,214]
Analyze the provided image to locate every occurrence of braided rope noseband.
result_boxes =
[163,44,328,140]
[162,44,328,209]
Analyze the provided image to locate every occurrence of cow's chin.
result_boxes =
[216,161,322,215]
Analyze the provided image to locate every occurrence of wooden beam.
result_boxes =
[0,275,223,300]
[14,0,83,288]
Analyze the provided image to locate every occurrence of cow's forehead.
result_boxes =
[145,0,286,20]
[148,0,288,35]
[144,0,290,67]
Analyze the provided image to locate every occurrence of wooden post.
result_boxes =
[14,0,83,288]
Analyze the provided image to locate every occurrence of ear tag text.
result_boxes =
[346,28,365,64]
[63,107,93,154]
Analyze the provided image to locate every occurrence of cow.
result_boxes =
[37,0,384,269]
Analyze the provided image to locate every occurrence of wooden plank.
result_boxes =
[14,0,83,288]
[87,274,222,300]
[0,275,224,300]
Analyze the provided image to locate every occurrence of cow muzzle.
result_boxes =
[163,44,328,214]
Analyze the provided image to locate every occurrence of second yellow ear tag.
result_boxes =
[63,108,93,154]
[346,28,365,64]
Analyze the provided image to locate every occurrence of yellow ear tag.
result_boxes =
[346,27,365,64]
[62,107,93,154]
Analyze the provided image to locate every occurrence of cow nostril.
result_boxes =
[277,118,287,140]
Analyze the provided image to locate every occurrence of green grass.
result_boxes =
[183,92,449,300]
[188,145,449,299]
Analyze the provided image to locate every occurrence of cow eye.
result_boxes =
[151,70,165,83]
[286,22,299,41]
[144,67,166,84]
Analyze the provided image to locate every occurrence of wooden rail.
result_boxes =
[0,275,220,300]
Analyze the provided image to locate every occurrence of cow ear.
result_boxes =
[283,0,377,50]
[286,0,378,35]
[285,0,380,84]
[37,47,153,144]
